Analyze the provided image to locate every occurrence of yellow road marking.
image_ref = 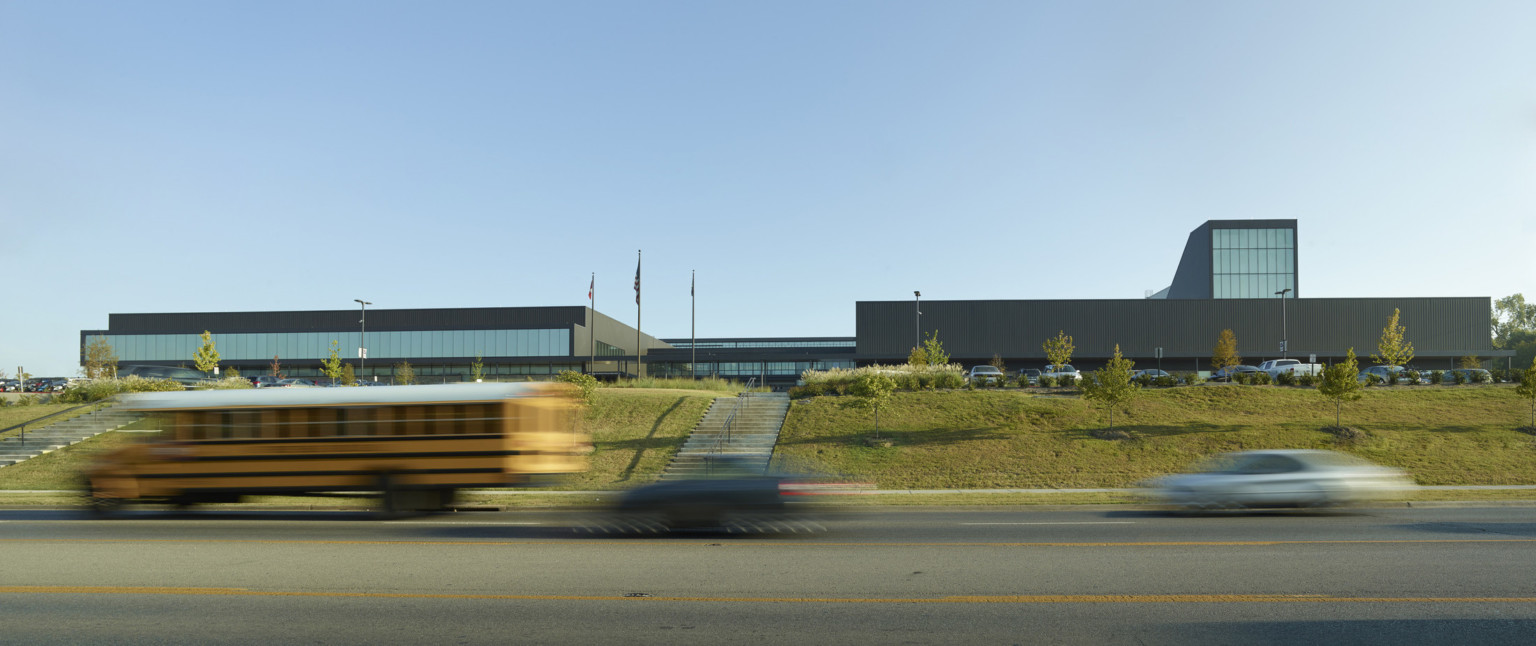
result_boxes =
[1,586,1533,604]
[1,538,1534,547]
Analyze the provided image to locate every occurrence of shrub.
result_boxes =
[16,395,36,407]
[1404,370,1420,385]
[0,397,10,408]
[1473,370,1491,384]
[1182,372,1204,386]
[1134,374,1154,387]
[1154,374,1177,388]
[1059,375,1076,388]
[1276,372,1296,387]
[54,376,184,404]
[788,383,824,398]
[1429,370,1444,385]
[799,363,963,394]
[1297,373,1316,387]
[196,377,254,390]
[555,370,598,405]
[1038,375,1057,388]
[1250,372,1271,386]
[1452,370,1467,385]
[1364,373,1383,387]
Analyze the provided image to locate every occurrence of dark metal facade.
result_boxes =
[857,297,1503,370]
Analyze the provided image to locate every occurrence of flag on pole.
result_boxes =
[588,274,594,301]
[690,271,694,297]
[634,254,641,304]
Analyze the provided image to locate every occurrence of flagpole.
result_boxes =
[635,250,642,380]
[588,272,595,374]
[691,269,696,380]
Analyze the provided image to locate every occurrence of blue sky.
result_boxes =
[3,1,1533,376]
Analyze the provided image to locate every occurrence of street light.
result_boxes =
[914,291,922,351]
[355,299,371,380]
[1275,288,1291,358]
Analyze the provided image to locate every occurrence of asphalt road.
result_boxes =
[2,505,1534,645]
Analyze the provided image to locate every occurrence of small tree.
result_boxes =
[193,330,220,377]
[1460,355,1482,369]
[556,369,599,406]
[907,346,928,366]
[850,372,897,438]
[1317,348,1364,429]
[83,336,119,379]
[1212,329,1241,375]
[320,340,345,386]
[1371,308,1415,369]
[920,330,950,366]
[1043,330,1075,369]
[1080,344,1138,432]
[269,355,284,379]
[471,353,486,382]
[989,353,1006,374]
[226,367,241,380]
[1515,356,1536,430]
[340,363,356,386]
[394,361,416,385]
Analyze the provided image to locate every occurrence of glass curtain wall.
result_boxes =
[1211,227,1296,299]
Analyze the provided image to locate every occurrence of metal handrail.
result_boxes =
[704,378,757,475]
[0,400,114,446]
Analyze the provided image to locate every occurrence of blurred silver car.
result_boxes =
[1143,449,1412,511]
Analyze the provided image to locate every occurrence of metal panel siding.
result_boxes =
[857,297,1494,362]
[108,306,591,334]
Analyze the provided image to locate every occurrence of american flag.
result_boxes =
[634,255,641,304]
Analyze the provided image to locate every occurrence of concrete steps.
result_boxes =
[0,407,141,467]
[660,393,789,480]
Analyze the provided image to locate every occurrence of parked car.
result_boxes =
[249,375,283,388]
[272,378,319,387]
[966,365,1005,386]
[1444,368,1493,384]
[1141,449,1413,511]
[1131,369,1173,382]
[1210,365,1262,382]
[1257,359,1324,379]
[118,365,215,389]
[1041,364,1081,382]
[0,379,17,392]
[1358,365,1406,384]
[1016,368,1041,385]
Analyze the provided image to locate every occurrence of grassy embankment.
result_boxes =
[772,384,1536,491]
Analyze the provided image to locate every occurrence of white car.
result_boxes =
[1041,364,1081,382]
[966,365,1004,386]
[1142,449,1412,511]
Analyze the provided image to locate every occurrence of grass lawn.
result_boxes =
[771,384,1536,488]
[0,403,110,440]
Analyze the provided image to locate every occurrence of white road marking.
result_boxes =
[961,522,1136,526]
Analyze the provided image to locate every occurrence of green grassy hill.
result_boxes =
[771,385,1535,488]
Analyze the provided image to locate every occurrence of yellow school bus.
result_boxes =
[84,383,587,514]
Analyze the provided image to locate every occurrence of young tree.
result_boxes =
[920,330,950,366]
[1317,348,1364,429]
[83,336,119,379]
[1212,329,1241,374]
[471,353,485,382]
[193,330,220,377]
[225,367,241,380]
[907,346,928,366]
[394,361,416,385]
[989,353,1006,373]
[1515,356,1536,430]
[1371,308,1415,369]
[1080,344,1138,432]
[340,363,357,386]
[320,340,345,386]
[1459,355,1482,369]
[849,372,897,438]
[1043,330,1075,369]
[269,355,284,379]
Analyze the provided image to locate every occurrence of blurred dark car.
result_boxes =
[118,365,214,389]
[1210,365,1262,382]
[612,456,853,532]
[272,378,319,387]
[249,375,283,388]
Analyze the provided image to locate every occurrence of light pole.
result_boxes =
[1275,288,1291,358]
[914,291,922,351]
[355,299,371,381]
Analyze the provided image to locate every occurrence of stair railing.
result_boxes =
[0,401,111,447]
[704,378,758,476]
